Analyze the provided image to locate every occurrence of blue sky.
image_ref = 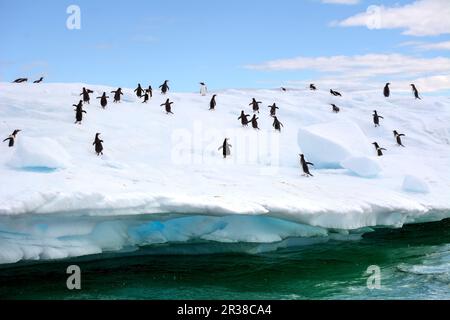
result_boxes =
[0,0,449,92]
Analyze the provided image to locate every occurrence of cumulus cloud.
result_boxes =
[335,0,450,36]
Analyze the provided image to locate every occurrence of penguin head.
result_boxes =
[12,129,21,136]
[95,133,101,137]
[393,130,398,135]
[213,94,217,98]
[299,154,304,159]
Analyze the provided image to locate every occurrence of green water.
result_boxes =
[0,219,449,300]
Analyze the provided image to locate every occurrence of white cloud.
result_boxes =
[416,41,450,51]
[246,54,450,77]
[335,0,450,36]
[245,54,450,92]
[321,0,360,4]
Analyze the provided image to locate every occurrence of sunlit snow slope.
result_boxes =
[0,82,449,263]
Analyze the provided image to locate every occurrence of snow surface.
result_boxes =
[402,175,430,194]
[341,156,382,178]
[0,82,449,264]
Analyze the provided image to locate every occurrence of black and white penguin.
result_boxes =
[310,84,317,91]
[372,142,386,156]
[238,110,251,126]
[134,83,144,98]
[111,88,123,103]
[200,82,208,96]
[73,100,87,124]
[147,85,153,98]
[3,130,21,147]
[250,115,260,130]
[142,90,150,103]
[96,92,109,109]
[272,116,283,132]
[12,78,27,83]
[393,130,406,147]
[411,84,421,100]
[330,89,342,97]
[331,104,340,113]
[209,94,217,110]
[373,110,384,127]
[160,98,174,114]
[159,80,170,94]
[33,77,44,83]
[249,98,262,113]
[80,87,94,104]
[384,83,390,98]
[299,154,314,177]
[93,133,104,156]
[268,103,279,117]
[218,138,232,159]
[281,87,287,92]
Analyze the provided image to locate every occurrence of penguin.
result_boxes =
[384,83,390,98]
[12,78,27,83]
[218,138,232,159]
[331,104,340,113]
[373,110,384,127]
[3,130,21,147]
[160,99,174,114]
[299,154,314,177]
[142,91,149,103]
[250,115,260,130]
[209,94,217,110]
[200,82,208,96]
[372,142,386,156]
[96,92,109,109]
[111,88,123,103]
[159,80,170,94]
[330,89,342,97]
[272,116,283,132]
[147,85,153,98]
[33,77,44,83]
[93,133,104,156]
[281,87,287,92]
[73,100,87,124]
[134,83,144,98]
[393,130,406,147]
[310,84,317,91]
[238,110,251,126]
[249,98,262,113]
[411,84,421,100]
[268,103,279,116]
[80,87,94,104]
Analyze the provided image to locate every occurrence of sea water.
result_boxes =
[0,218,449,300]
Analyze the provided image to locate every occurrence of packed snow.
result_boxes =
[0,82,449,264]
[402,175,430,194]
